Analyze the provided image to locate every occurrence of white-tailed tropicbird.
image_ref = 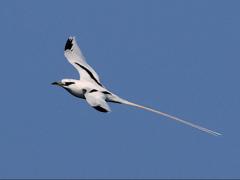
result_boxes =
[52,36,221,136]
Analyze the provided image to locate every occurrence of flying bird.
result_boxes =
[52,36,221,136]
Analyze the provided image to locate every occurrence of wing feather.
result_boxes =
[64,37,102,86]
[85,91,111,113]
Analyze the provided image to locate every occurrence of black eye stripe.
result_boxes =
[64,82,75,86]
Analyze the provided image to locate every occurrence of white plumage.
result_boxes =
[64,37,101,85]
[52,36,221,136]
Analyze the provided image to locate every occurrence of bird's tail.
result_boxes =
[119,99,221,136]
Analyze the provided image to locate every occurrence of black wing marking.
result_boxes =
[102,91,111,95]
[93,106,109,113]
[65,38,73,51]
[89,89,98,93]
[75,62,103,87]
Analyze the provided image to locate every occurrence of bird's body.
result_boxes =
[52,36,221,136]
[60,79,125,108]
[62,79,103,99]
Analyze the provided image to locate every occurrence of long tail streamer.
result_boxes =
[122,100,221,136]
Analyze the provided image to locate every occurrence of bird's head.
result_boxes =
[51,79,77,89]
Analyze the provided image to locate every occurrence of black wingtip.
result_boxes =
[64,37,74,51]
[93,106,109,113]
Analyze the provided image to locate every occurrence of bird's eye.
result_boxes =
[64,82,75,86]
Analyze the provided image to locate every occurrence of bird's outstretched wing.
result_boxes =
[85,91,111,113]
[64,37,103,87]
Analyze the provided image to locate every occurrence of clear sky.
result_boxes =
[0,0,239,178]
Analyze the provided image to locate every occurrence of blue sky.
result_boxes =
[0,0,239,178]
